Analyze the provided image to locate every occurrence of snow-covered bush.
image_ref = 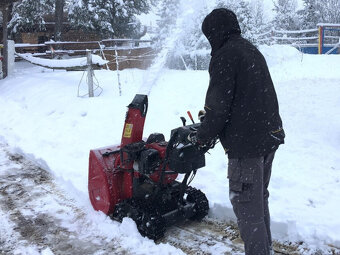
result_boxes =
[9,0,154,39]
[8,0,55,34]
[68,0,153,38]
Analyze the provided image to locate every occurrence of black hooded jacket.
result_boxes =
[197,8,285,158]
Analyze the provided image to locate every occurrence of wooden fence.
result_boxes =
[257,25,340,54]
[14,38,157,70]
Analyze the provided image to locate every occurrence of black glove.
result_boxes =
[187,131,199,145]
[198,110,206,122]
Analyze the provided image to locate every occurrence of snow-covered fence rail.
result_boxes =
[16,52,109,97]
[15,39,153,57]
[15,52,108,71]
[256,28,319,44]
[257,26,340,54]
[14,38,156,70]
[101,38,152,48]
[256,27,340,44]
[14,43,47,52]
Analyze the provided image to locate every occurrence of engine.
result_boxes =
[121,123,206,182]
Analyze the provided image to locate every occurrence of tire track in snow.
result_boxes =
[0,144,128,255]
[160,219,244,255]
[160,211,338,255]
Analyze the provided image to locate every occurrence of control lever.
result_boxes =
[180,117,186,126]
[187,111,195,124]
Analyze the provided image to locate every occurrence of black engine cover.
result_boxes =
[169,144,205,174]
[138,149,160,174]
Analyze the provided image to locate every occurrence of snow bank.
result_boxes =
[259,44,303,67]
[1,45,340,253]
[260,44,340,83]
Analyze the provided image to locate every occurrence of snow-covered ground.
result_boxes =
[0,45,340,254]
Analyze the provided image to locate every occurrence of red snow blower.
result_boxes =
[88,94,215,240]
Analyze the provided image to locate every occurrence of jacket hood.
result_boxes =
[202,8,241,54]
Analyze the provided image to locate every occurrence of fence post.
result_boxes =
[86,49,94,97]
[7,40,15,76]
[114,49,122,96]
[318,26,324,54]
[97,42,109,70]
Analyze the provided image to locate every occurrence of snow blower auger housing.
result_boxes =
[89,94,214,240]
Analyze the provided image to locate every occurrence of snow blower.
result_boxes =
[88,94,215,240]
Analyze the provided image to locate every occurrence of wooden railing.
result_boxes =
[15,38,153,56]
[256,27,340,54]
[13,38,157,71]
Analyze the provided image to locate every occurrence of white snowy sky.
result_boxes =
[139,0,305,26]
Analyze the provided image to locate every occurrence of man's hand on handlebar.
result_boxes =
[198,110,206,122]
[187,131,199,145]
[187,131,218,151]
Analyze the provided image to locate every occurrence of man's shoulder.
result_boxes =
[226,37,265,62]
[213,42,240,61]
[214,36,254,56]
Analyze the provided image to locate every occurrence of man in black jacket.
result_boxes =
[196,8,285,255]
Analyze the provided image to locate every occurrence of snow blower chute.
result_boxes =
[88,94,215,240]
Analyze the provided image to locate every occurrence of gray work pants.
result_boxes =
[228,152,275,255]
